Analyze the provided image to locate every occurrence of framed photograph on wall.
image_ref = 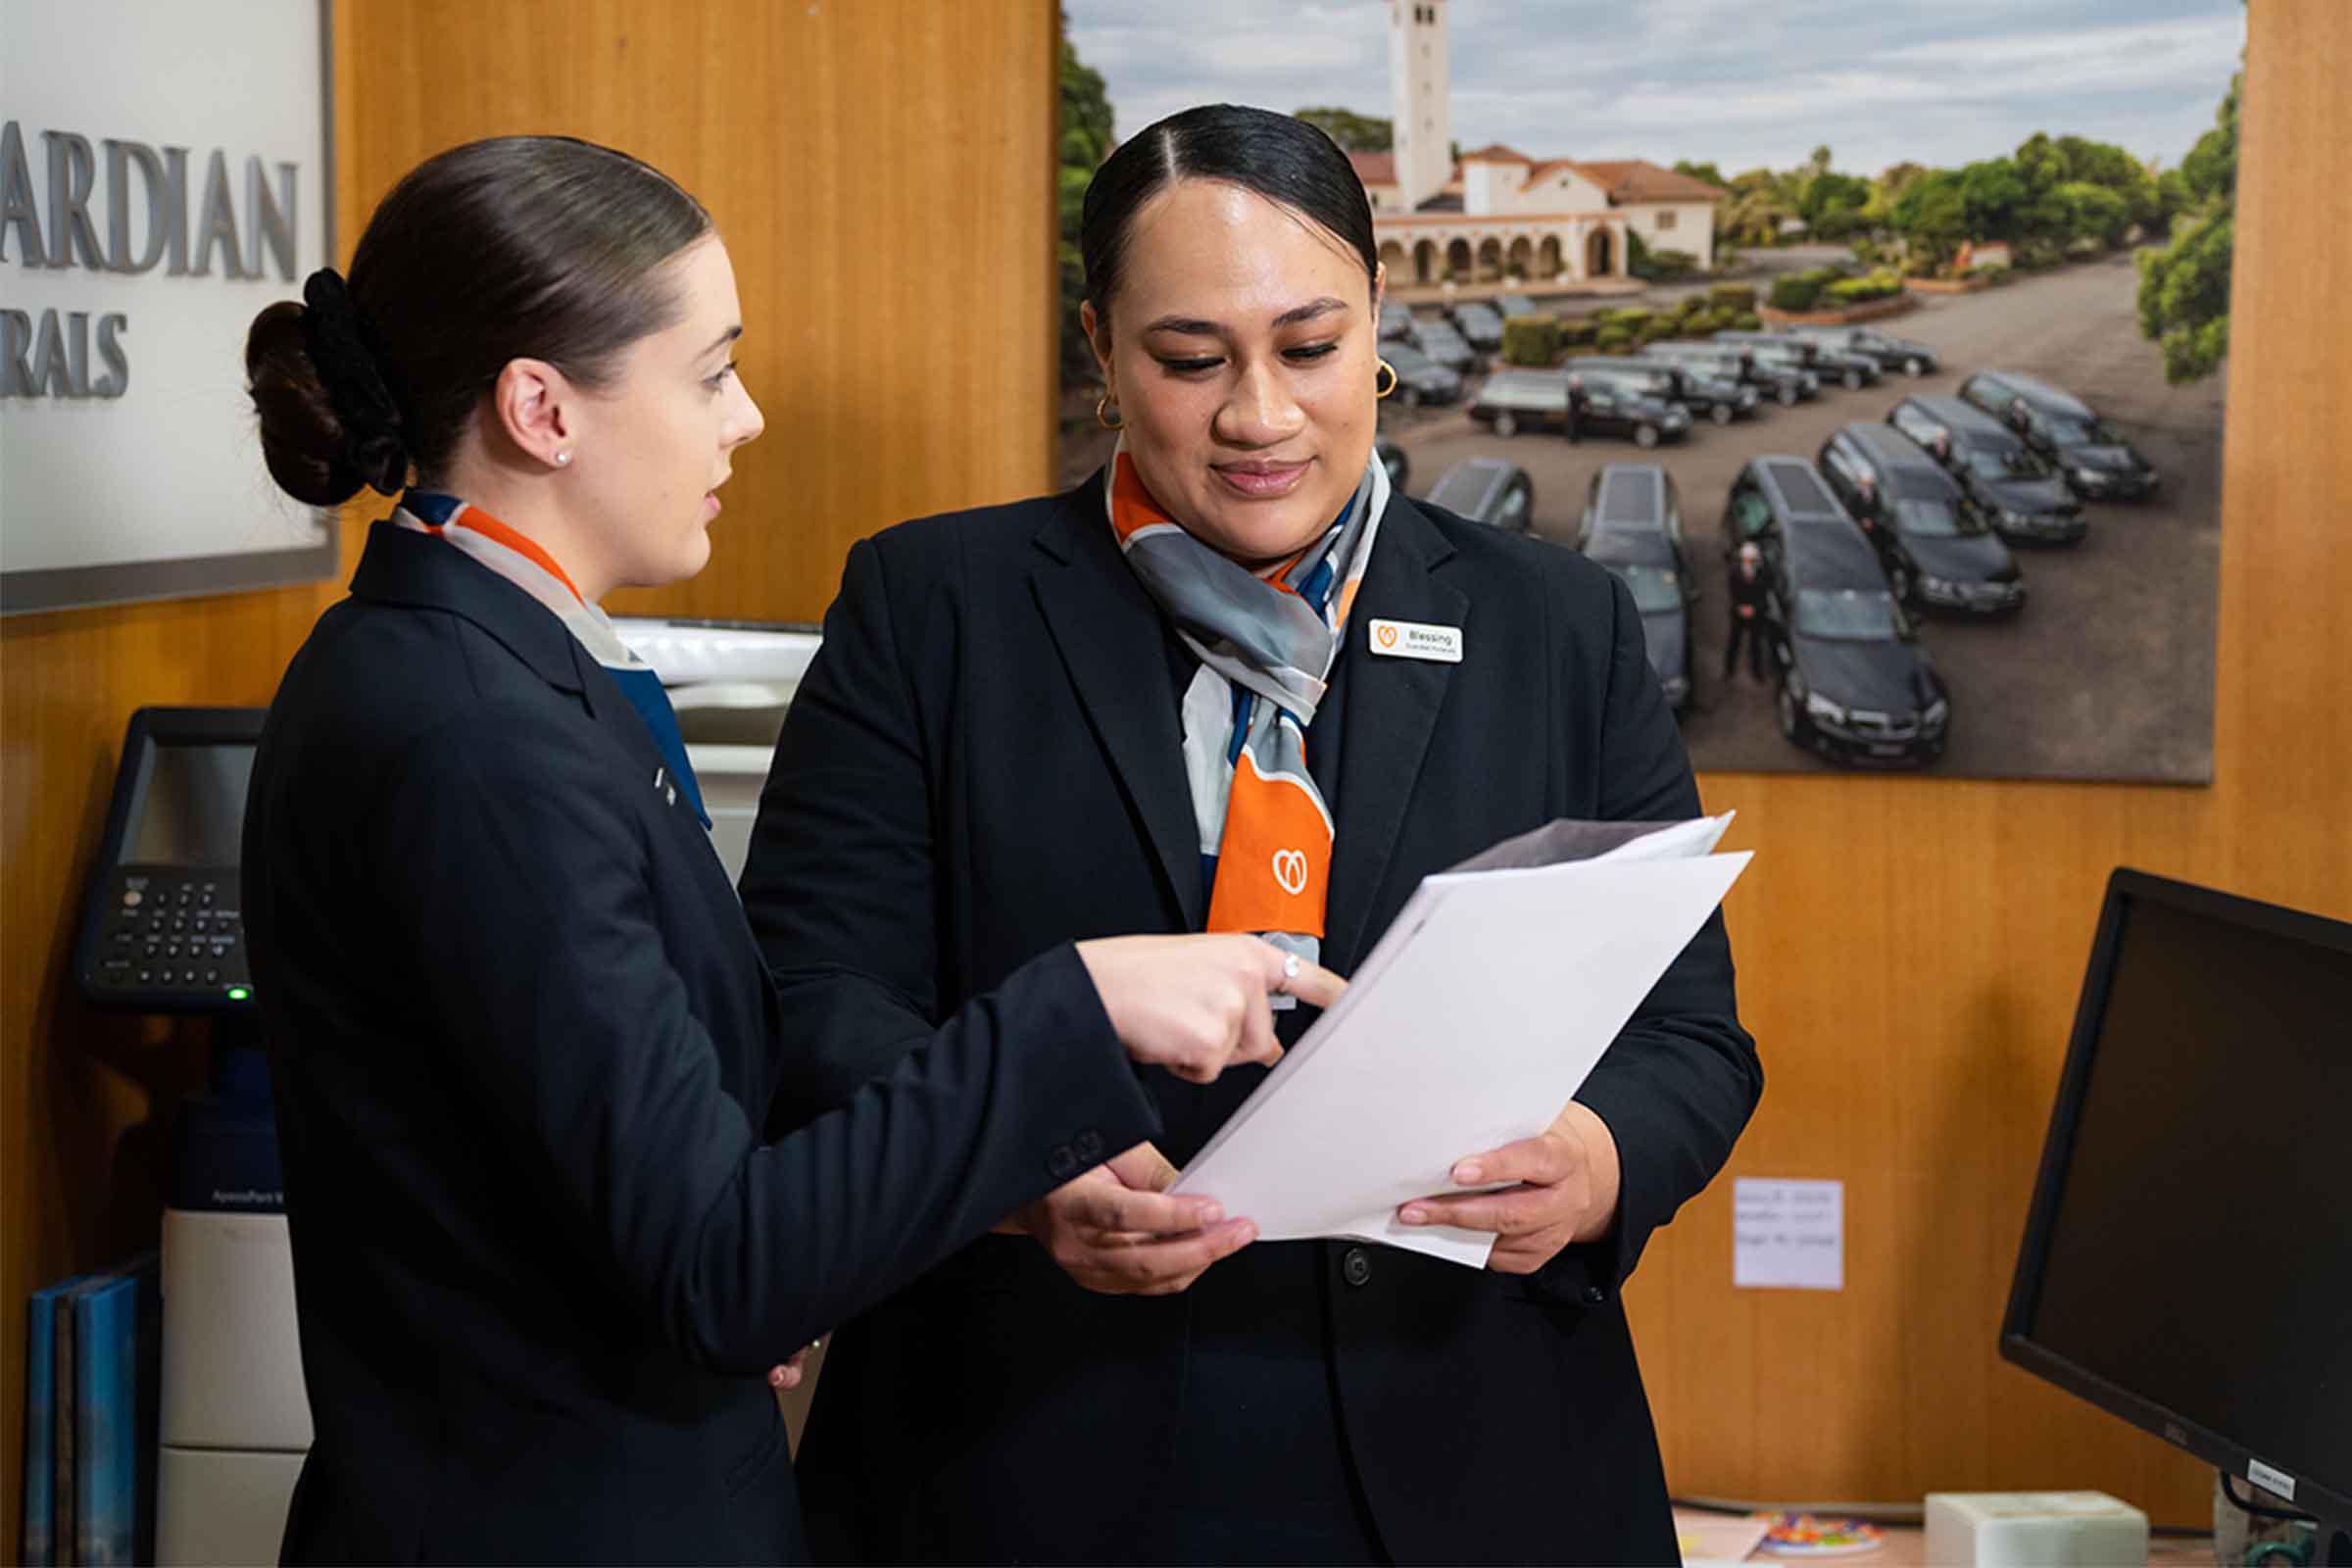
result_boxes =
[1054,0,2241,784]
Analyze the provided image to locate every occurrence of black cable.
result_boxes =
[2224,1471,2317,1524]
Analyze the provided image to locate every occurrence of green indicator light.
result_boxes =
[226,987,251,1002]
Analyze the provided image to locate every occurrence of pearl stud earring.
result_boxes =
[554,451,571,466]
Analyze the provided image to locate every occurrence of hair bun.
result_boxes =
[300,268,410,495]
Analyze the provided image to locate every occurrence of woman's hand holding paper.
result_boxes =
[1005,1142,1256,1296]
[1394,1102,1624,1274]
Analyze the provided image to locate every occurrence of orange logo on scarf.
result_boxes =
[1204,747,1332,936]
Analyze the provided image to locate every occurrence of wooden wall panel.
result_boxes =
[1632,0,2351,1526]
[1,0,1059,1540]
[6,0,2342,1544]
[336,0,1060,625]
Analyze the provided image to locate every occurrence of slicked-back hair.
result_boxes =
[1080,104,1378,326]
[246,135,711,505]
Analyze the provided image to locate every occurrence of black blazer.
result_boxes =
[741,481,1762,1565]
[242,521,1158,1565]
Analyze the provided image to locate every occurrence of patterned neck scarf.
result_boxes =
[395,491,710,828]
[1103,443,1390,979]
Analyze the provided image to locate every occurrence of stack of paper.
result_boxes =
[1173,814,1748,1267]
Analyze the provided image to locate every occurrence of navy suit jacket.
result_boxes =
[740,480,1762,1565]
[243,521,1158,1564]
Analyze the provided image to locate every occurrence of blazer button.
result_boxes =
[1342,1247,1373,1288]
[1047,1146,1078,1181]
[1582,1284,1608,1305]
[1073,1129,1103,1161]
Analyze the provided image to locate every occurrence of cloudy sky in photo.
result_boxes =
[1065,0,2245,177]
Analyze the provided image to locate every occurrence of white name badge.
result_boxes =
[1366,617,1463,662]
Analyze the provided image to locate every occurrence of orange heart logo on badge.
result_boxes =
[1271,849,1310,896]
[1376,624,1398,649]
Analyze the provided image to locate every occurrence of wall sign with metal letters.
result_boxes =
[0,0,335,615]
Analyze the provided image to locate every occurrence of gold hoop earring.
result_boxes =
[1374,359,1398,400]
[1096,394,1123,430]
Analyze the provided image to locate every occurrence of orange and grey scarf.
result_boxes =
[395,489,710,828]
[1104,443,1389,985]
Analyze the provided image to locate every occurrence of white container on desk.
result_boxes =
[1925,1491,2150,1566]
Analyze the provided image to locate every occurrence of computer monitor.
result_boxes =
[2002,869,2352,1562]
[76,707,268,1013]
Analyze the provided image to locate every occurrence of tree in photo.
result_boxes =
[1294,106,1392,152]
[2013,129,2161,247]
[1889,169,1970,269]
[2057,180,2132,249]
[2010,133,2080,245]
[1862,161,1929,231]
[1718,169,1798,248]
[1956,157,2031,243]
[1801,168,1873,242]
[1058,15,1113,387]
[2137,64,2239,384]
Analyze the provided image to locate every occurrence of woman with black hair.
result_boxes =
[238,133,1330,1564]
[743,105,1760,1565]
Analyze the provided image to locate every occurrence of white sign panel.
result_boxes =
[1733,1177,1844,1291]
[0,0,334,614]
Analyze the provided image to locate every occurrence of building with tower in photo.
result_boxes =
[1356,0,1722,286]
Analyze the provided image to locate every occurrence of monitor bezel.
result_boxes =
[2000,865,2352,1526]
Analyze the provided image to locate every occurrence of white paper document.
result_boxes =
[1172,813,1749,1268]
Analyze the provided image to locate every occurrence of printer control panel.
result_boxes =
[86,869,250,1005]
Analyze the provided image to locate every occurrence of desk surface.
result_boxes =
[1672,1509,2217,1568]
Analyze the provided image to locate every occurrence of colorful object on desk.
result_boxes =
[1761,1513,1886,1556]
[1676,1509,1774,1564]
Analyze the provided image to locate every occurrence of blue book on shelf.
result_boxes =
[21,1273,88,1567]
[71,1251,161,1568]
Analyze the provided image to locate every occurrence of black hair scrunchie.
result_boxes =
[299,268,410,497]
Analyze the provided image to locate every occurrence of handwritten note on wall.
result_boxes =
[1734,1178,1844,1291]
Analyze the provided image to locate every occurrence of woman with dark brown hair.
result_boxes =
[744,104,1759,1565]
[239,133,1334,1564]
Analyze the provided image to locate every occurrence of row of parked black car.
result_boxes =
[1730,380,2155,766]
[1456,331,2160,518]
[1399,368,2166,768]
[1533,452,1958,764]
[1386,295,1949,415]
[1455,324,1943,452]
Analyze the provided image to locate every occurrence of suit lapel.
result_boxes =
[359,518,733,890]
[1326,495,1465,971]
[1030,486,1207,930]
[564,640,724,849]
[350,519,586,695]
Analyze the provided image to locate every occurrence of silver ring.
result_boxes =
[1278,953,1301,994]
